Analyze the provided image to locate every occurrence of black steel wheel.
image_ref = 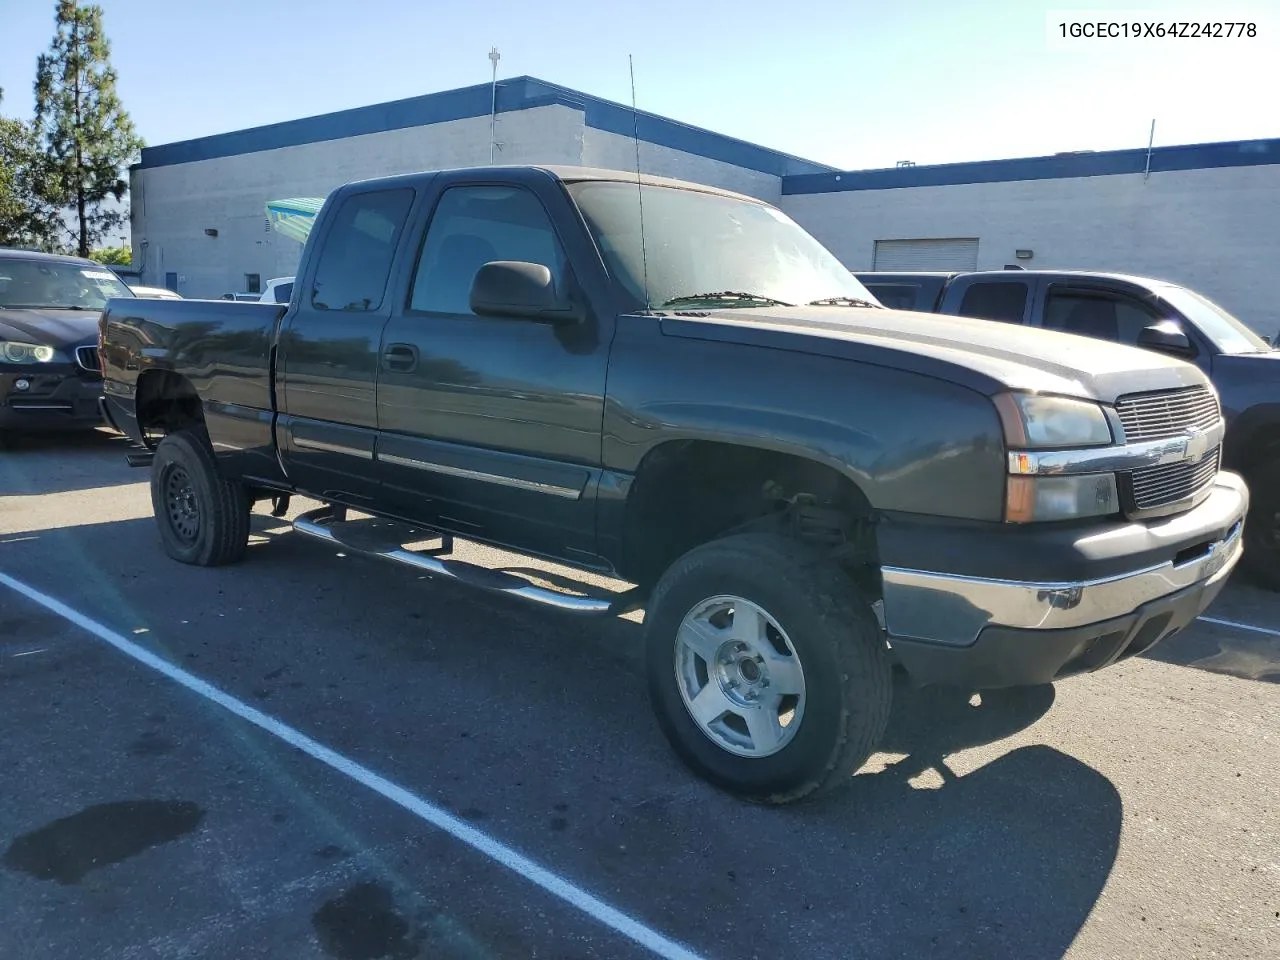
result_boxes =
[149,428,251,566]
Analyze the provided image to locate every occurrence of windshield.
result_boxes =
[1159,285,1271,355]
[0,257,135,310]
[567,181,880,310]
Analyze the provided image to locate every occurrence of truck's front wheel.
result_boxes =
[645,533,892,804]
[150,428,251,566]
[1243,457,1280,591]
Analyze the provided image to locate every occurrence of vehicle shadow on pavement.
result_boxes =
[4,513,1124,960]
[1142,576,1280,682]
[0,428,139,496]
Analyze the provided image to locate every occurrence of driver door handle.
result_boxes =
[381,343,418,372]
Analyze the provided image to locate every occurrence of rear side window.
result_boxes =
[310,189,414,312]
[865,283,921,311]
[274,282,294,304]
[956,281,1029,323]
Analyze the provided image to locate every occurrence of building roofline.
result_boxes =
[782,137,1280,194]
[134,76,835,179]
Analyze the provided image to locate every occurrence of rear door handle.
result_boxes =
[381,343,418,372]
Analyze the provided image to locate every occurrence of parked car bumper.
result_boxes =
[0,364,104,433]
[880,472,1248,688]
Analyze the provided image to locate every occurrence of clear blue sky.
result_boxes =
[1,0,1277,170]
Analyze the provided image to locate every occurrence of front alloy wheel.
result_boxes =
[675,596,806,758]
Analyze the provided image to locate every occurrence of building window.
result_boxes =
[244,273,261,294]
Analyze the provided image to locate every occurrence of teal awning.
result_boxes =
[265,197,325,244]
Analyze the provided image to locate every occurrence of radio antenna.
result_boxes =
[629,55,651,312]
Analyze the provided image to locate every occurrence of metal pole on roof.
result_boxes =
[1144,119,1155,181]
[489,47,501,164]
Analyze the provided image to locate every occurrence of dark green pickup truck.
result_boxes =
[99,165,1247,803]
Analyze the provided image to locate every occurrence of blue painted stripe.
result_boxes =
[782,138,1280,194]
[135,75,834,178]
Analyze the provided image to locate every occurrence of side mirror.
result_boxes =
[469,261,583,324]
[1137,320,1196,358]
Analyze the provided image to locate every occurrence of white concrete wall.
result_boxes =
[131,105,585,299]
[581,128,782,203]
[781,165,1280,338]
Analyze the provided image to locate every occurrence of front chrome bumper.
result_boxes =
[881,476,1247,648]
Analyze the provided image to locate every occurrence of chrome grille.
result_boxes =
[1115,385,1219,442]
[1129,450,1220,511]
[75,346,100,374]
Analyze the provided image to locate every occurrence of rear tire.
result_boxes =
[1242,458,1280,591]
[150,428,251,566]
[644,533,892,804]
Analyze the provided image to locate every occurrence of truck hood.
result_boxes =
[659,306,1206,402]
[0,307,101,348]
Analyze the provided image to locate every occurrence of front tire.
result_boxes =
[150,428,251,566]
[1242,458,1280,591]
[645,533,892,804]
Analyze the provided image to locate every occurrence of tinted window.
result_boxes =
[1044,289,1157,344]
[311,188,414,312]
[956,281,1028,323]
[865,283,921,310]
[274,282,294,304]
[410,186,566,314]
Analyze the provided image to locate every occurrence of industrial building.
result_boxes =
[129,75,1280,336]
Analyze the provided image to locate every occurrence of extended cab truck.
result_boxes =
[98,166,1248,804]
[857,269,1280,588]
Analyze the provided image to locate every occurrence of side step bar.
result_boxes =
[292,507,643,617]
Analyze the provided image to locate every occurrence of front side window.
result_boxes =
[310,188,414,312]
[1043,289,1157,344]
[0,257,134,309]
[567,181,878,311]
[956,281,1029,324]
[410,185,567,315]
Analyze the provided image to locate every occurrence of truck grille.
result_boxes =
[1115,385,1219,442]
[75,346,101,376]
[1128,449,1220,511]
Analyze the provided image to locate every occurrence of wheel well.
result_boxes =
[135,370,204,445]
[620,440,878,589]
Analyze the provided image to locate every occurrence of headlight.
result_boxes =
[1006,473,1119,523]
[993,393,1112,448]
[1,341,58,364]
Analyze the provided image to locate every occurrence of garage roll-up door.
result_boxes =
[872,238,979,271]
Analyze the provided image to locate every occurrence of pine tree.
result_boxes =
[0,87,61,250]
[33,0,143,257]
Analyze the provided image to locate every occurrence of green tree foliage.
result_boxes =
[0,87,62,250]
[88,244,130,265]
[34,1,143,257]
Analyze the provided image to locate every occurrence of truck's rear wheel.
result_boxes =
[644,533,892,804]
[1242,458,1280,591]
[150,428,251,566]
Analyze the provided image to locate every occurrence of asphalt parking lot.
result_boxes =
[1,430,1278,960]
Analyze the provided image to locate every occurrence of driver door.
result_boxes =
[374,176,611,564]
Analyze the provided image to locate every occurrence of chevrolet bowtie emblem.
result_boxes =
[1183,428,1210,461]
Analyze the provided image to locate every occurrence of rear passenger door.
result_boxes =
[940,276,1038,325]
[276,186,417,504]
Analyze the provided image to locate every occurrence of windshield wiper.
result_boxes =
[4,303,96,310]
[807,296,882,309]
[660,291,794,309]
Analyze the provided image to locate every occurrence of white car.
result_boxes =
[259,276,295,304]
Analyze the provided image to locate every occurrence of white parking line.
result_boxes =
[1196,615,1280,639]
[0,570,706,960]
